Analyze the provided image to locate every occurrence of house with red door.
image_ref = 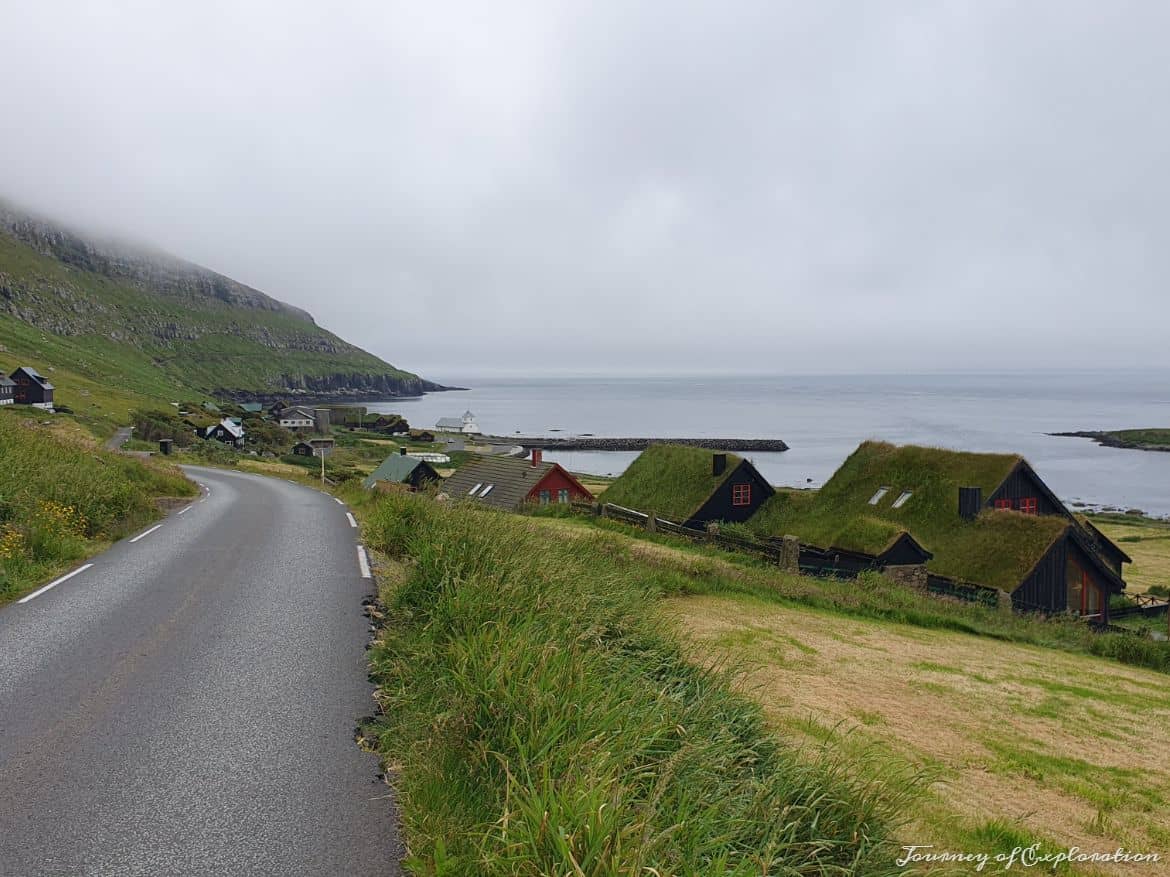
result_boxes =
[753,441,1128,621]
[442,450,593,511]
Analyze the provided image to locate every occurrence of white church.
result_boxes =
[435,410,482,435]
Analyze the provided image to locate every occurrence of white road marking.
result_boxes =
[346,512,357,528]
[18,564,95,604]
[130,524,163,544]
[357,546,372,579]
[334,497,344,505]
[177,506,191,516]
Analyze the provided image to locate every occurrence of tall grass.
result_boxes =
[363,491,911,876]
[0,414,194,601]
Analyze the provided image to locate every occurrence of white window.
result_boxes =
[468,482,482,495]
[479,484,494,497]
[868,486,890,506]
[892,491,913,509]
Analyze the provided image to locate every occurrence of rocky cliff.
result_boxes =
[0,198,448,399]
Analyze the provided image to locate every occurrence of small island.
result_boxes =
[1051,428,1170,453]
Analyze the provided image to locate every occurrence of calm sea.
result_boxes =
[364,372,1170,516]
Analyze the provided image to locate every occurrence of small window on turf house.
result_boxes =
[1020,497,1038,515]
[732,483,752,506]
[539,490,550,504]
[995,499,1013,510]
[558,488,570,503]
[868,487,890,505]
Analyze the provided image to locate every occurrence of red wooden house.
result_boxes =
[442,450,593,511]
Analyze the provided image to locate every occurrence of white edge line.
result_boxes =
[18,563,95,604]
[334,497,344,505]
[129,524,163,544]
[346,512,357,528]
[177,506,191,516]
[357,546,372,579]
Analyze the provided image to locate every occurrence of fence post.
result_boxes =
[646,510,657,533]
[780,535,800,573]
[599,503,608,519]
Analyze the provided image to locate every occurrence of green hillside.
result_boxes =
[0,200,443,432]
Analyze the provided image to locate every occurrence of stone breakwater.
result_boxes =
[500,437,789,452]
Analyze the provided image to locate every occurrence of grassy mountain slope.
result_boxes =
[0,200,443,420]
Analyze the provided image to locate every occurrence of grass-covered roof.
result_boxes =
[750,441,1069,590]
[601,444,743,522]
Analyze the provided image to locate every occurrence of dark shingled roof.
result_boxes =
[13,366,53,390]
[443,455,566,511]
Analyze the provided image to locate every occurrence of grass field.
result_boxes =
[670,593,1170,875]
[353,490,910,876]
[1089,514,1170,595]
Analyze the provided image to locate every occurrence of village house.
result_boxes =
[752,441,1128,620]
[443,451,593,511]
[278,404,320,432]
[239,402,263,415]
[203,417,245,448]
[291,437,335,458]
[363,448,441,491]
[9,366,54,409]
[435,410,481,435]
[601,444,776,529]
[0,373,14,406]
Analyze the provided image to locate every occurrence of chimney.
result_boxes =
[531,448,543,467]
[712,453,727,477]
[400,446,408,456]
[958,486,982,521]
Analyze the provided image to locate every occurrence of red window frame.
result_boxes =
[994,499,1013,510]
[731,483,752,507]
[1019,497,1038,515]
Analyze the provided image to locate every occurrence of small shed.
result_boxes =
[363,450,440,491]
[291,438,336,458]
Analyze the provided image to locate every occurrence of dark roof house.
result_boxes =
[0,373,14,406]
[363,450,440,490]
[752,441,1127,619]
[291,437,336,457]
[600,444,775,528]
[9,367,54,408]
[442,451,593,511]
[203,417,245,448]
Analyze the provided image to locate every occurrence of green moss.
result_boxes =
[600,443,743,522]
[750,441,1069,590]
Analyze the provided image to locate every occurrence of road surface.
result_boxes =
[104,427,133,451]
[0,466,401,876]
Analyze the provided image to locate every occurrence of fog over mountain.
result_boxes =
[2,2,1167,379]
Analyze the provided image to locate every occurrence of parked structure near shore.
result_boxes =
[510,436,789,453]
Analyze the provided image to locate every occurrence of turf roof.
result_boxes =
[601,444,744,523]
[751,441,1069,590]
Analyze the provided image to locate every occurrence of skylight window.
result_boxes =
[868,487,890,506]
[479,484,494,497]
[892,491,913,509]
[468,482,482,495]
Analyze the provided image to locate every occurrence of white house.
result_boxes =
[435,410,481,435]
[278,406,316,431]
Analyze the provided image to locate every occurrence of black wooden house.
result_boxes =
[9,366,54,408]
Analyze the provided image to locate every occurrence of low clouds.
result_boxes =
[2,2,1166,379]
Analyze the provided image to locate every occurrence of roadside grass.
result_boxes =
[358,491,913,876]
[670,593,1170,875]
[0,411,195,603]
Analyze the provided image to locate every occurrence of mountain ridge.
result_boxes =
[0,198,450,405]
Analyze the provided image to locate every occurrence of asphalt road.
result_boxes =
[0,466,401,876]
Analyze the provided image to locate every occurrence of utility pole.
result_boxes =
[320,448,325,485]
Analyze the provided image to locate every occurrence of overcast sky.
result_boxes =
[1,2,1167,381]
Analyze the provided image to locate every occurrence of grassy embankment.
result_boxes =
[353,489,911,875]
[1089,514,1170,596]
[0,411,195,604]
